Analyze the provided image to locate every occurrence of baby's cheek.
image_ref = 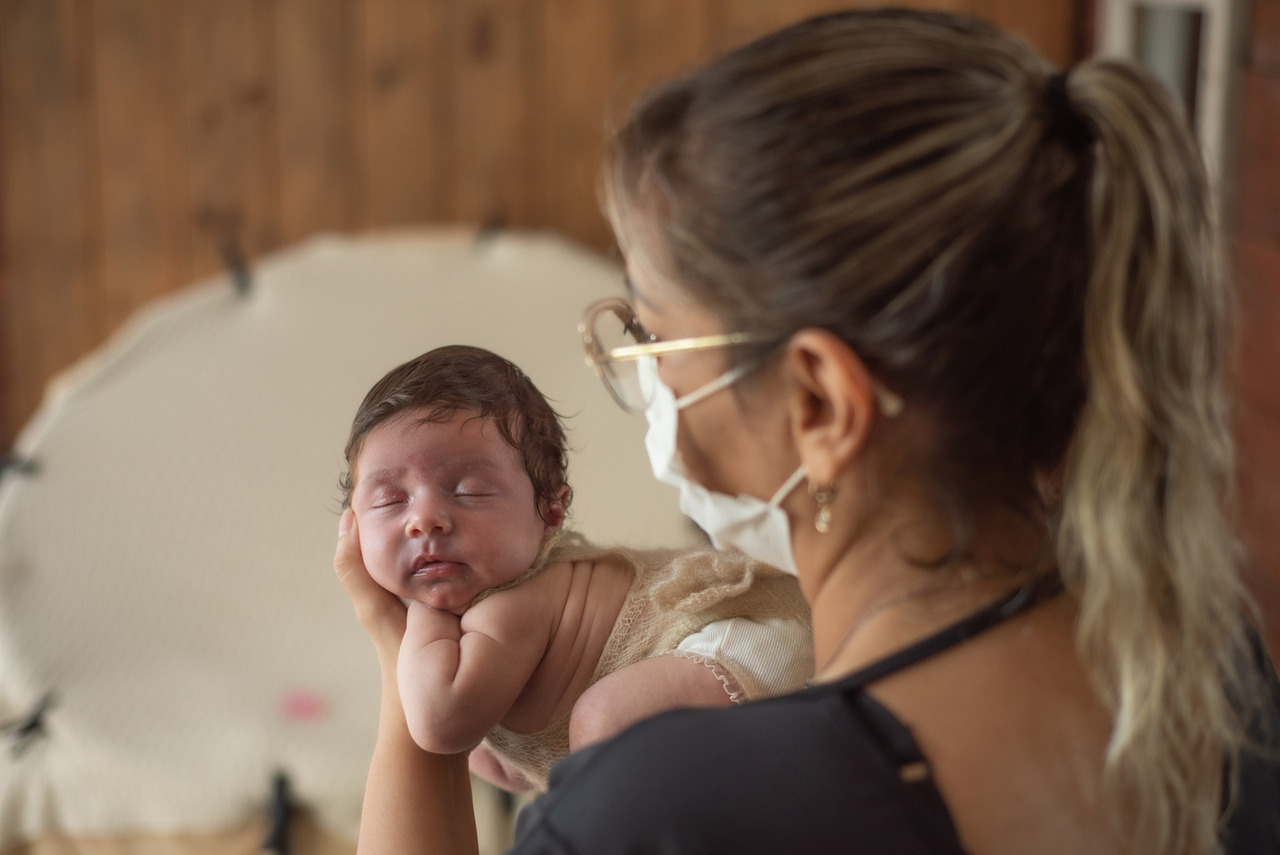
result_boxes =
[360,536,398,585]
[493,524,543,566]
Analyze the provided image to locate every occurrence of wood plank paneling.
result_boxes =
[1233,0,1280,659]
[612,0,710,103]
[181,0,280,280]
[1234,237,1280,661]
[531,0,616,251]
[0,1,1087,447]
[359,0,453,227]
[275,0,359,244]
[1235,239,1280,418]
[0,0,103,443]
[1253,0,1280,78]
[704,0,802,56]
[702,0,838,56]
[92,0,188,329]
[448,0,536,230]
[1236,71,1280,247]
[976,0,1080,67]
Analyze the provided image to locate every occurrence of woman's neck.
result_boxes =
[805,502,1049,683]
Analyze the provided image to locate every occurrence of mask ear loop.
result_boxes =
[768,464,810,509]
[674,362,757,409]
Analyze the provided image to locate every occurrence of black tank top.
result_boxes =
[510,577,1280,854]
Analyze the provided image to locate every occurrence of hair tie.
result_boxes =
[1044,72,1094,150]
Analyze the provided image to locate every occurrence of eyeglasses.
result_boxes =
[579,298,766,412]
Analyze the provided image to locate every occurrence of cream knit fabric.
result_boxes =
[482,538,812,791]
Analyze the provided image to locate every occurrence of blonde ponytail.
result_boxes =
[1061,60,1253,854]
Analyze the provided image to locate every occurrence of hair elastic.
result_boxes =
[1044,72,1095,150]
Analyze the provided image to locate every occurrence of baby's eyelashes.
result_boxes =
[356,478,502,510]
[366,489,409,509]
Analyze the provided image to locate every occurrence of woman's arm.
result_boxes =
[334,510,480,855]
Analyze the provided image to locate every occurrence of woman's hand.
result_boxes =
[335,509,407,665]
[337,508,479,855]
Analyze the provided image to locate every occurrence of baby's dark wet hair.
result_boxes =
[340,345,571,523]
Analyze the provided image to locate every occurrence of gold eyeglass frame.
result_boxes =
[578,297,765,412]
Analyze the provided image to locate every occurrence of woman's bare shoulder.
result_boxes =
[873,595,1123,855]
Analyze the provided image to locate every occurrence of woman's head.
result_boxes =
[341,345,571,524]
[606,9,1103,518]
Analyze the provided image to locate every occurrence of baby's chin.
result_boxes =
[418,581,480,616]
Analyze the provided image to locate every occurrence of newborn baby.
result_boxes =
[340,345,813,791]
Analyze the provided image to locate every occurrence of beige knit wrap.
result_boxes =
[482,536,811,791]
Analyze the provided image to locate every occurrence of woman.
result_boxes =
[335,9,1280,854]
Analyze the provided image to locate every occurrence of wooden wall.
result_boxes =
[1232,0,1280,659]
[0,0,1083,449]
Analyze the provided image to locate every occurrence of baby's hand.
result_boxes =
[405,599,463,646]
[398,580,553,754]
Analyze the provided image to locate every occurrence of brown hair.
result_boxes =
[340,345,571,524]
[605,9,1253,853]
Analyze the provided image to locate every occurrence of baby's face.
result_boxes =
[350,408,554,615]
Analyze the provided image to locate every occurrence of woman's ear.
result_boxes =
[783,329,880,486]
[542,484,571,534]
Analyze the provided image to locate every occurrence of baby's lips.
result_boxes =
[411,558,463,580]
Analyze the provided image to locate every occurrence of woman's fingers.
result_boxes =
[334,508,370,595]
[335,509,407,647]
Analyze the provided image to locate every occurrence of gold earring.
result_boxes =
[809,482,837,534]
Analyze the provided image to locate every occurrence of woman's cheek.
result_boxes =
[674,418,715,483]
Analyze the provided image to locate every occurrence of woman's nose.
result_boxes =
[406,498,451,536]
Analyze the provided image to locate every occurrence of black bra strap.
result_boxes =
[841,576,1062,691]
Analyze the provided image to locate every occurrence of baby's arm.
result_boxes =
[398,593,550,754]
[398,603,462,751]
[567,653,735,751]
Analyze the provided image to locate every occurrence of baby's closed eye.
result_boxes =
[368,489,408,509]
[453,479,496,498]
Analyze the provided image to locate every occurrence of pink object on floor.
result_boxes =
[281,690,327,721]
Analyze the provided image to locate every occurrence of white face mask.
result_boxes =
[640,356,807,575]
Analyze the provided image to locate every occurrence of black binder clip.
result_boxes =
[0,453,39,477]
[261,770,293,854]
[220,237,253,297]
[2,692,54,758]
[475,215,506,251]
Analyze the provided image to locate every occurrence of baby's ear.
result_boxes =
[542,484,571,532]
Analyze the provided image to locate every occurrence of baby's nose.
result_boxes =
[407,498,451,535]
